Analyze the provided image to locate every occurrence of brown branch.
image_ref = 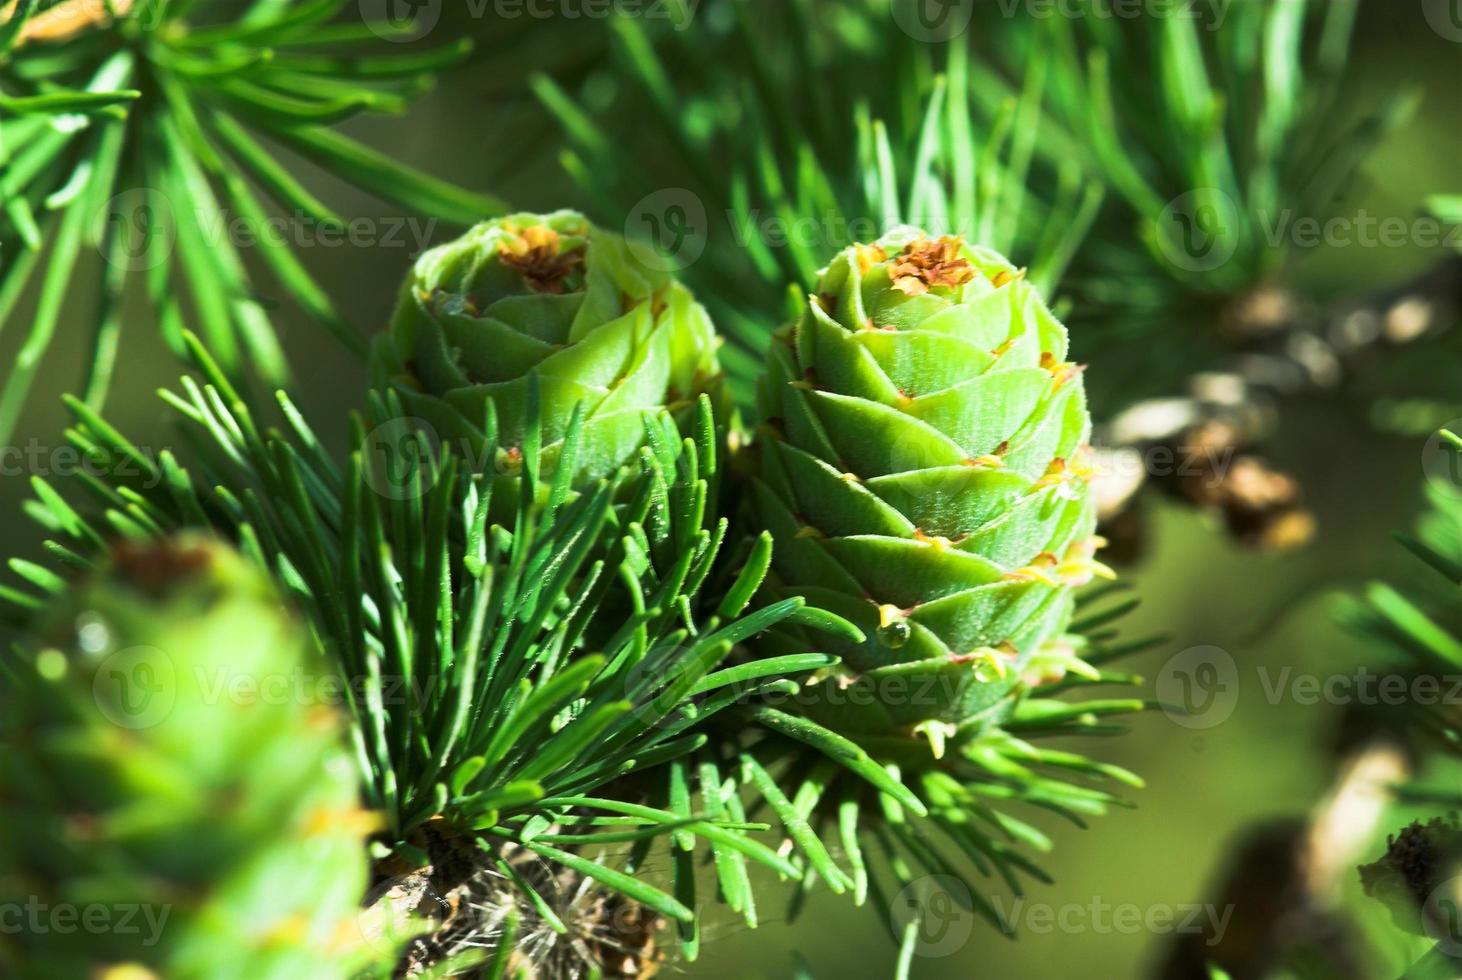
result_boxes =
[1096,256,1462,558]
[1155,738,1413,979]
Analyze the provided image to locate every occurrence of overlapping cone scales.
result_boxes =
[0,538,372,979]
[758,231,1106,727]
[380,210,721,485]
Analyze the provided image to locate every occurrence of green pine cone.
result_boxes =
[374,210,723,491]
[0,537,375,980]
[756,230,1110,755]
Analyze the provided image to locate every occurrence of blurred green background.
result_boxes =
[2,1,1459,976]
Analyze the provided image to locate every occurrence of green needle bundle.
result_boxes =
[756,229,1110,757]
[0,537,374,980]
[373,210,724,500]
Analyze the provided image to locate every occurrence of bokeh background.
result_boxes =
[2,1,1460,977]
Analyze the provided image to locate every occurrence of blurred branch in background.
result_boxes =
[1306,428,1462,979]
[1096,256,1462,559]
[1157,737,1411,979]
[0,0,499,442]
[529,0,1458,556]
